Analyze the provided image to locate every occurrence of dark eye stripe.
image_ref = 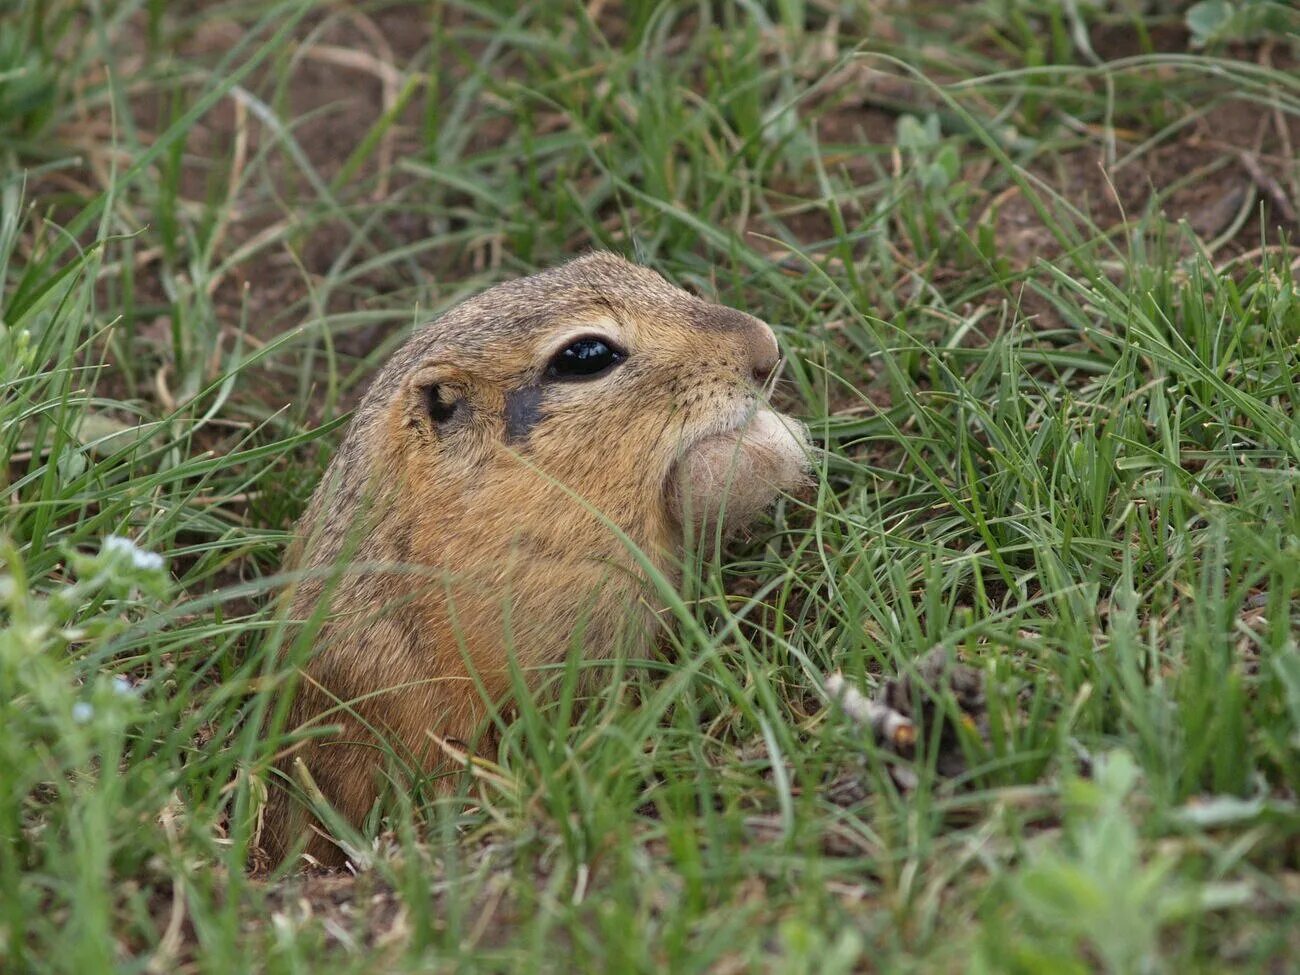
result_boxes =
[545,337,626,380]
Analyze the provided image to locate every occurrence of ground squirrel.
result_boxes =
[262,253,810,866]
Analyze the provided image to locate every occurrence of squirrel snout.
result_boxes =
[746,322,782,388]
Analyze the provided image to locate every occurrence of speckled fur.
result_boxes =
[261,253,806,866]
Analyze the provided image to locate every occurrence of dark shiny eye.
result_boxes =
[545,337,626,380]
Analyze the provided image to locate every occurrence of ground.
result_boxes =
[3,0,1300,972]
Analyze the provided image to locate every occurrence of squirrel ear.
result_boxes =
[402,363,469,431]
[421,381,460,424]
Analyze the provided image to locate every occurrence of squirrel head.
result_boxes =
[374,253,810,547]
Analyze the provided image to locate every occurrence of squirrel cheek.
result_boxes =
[674,410,811,531]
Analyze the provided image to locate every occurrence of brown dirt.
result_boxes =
[992,98,1300,269]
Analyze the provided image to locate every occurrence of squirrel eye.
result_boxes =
[545,337,626,380]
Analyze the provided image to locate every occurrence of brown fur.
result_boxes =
[261,253,808,866]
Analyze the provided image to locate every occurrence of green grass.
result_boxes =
[3,0,1300,971]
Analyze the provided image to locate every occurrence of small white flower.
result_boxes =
[112,675,136,696]
[104,535,164,571]
[72,702,94,724]
[132,549,164,571]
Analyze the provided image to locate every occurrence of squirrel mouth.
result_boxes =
[667,408,811,532]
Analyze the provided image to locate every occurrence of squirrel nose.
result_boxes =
[747,322,782,388]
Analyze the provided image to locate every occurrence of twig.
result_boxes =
[1238,151,1298,227]
[824,672,915,749]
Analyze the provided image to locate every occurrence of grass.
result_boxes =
[2,0,1300,970]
